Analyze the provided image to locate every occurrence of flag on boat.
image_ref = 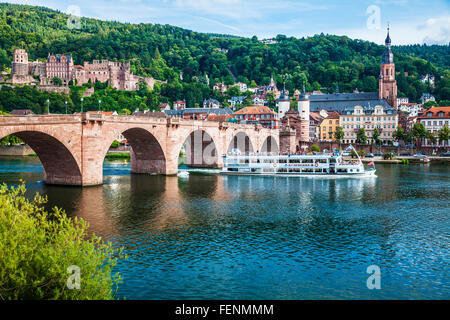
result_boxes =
[345,145,353,150]
[368,161,375,166]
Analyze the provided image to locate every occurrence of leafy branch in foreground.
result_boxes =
[0,183,125,300]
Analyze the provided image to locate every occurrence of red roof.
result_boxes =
[325,111,340,119]
[87,111,115,115]
[206,114,233,122]
[417,106,450,119]
[233,106,276,115]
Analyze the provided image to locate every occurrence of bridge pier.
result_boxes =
[130,149,166,174]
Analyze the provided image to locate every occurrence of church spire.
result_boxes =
[385,23,391,46]
[379,25,397,109]
[381,24,394,64]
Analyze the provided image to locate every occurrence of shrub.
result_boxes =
[105,153,130,159]
[383,152,395,160]
[0,183,123,300]
[310,144,320,152]
[350,149,366,158]
[110,140,119,148]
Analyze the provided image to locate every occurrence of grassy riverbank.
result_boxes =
[105,153,130,160]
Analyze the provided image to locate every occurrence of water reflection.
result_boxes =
[0,157,449,299]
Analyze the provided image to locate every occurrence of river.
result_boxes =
[0,156,449,299]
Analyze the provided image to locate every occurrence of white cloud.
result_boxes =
[417,16,450,44]
[333,15,450,45]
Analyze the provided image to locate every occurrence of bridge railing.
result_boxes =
[0,114,83,124]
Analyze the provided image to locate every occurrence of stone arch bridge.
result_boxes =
[0,113,279,186]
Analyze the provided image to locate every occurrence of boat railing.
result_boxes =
[225,151,342,157]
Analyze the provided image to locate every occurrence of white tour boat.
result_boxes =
[221,146,376,177]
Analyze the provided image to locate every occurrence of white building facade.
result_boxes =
[340,105,398,144]
[418,107,450,147]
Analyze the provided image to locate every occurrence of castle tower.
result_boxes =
[297,86,310,142]
[276,90,290,120]
[379,26,397,109]
[12,49,29,75]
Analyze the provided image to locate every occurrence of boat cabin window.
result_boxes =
[279,159,288,164]
[302,159,314,164]
[289,159,301,163]
[318,159,328,163]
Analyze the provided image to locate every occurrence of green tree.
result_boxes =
[243,97,253,106]
[119,108,131,115]
[265,91,275,107]
[411,122,428,147]
[334,126,344,149]
[0,183,124,299]
[310,144,320,152]
[226,85,240,98]
[438,124,450,145]
[426,131,437,145]
[423,101,438,109]
[372,127,381,146]
[356,128,367,144]
[0,135,23,146]
[52,77,63,86]
[110,140,119,148]
[392,126,406,142]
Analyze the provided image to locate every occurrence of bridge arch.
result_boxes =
[261,135,279,154]
[101,127,166,174]
[227,131,254,154]
[0,130,82,185]
[179,128,219,168]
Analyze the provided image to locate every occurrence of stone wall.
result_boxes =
[36,85,71,94]
[0,145,34,156]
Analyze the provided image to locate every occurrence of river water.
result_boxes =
[0,156,449,299]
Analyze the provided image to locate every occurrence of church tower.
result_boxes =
[378,26,397,109]
[297,85,310,142]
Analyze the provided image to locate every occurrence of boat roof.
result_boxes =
[225,153,341,158]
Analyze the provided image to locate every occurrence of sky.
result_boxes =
[5,0,450,45]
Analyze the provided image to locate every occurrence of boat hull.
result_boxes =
[220,170,376,177]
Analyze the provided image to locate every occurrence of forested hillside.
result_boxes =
[0,3,449,113]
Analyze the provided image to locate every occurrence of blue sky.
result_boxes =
[5,0,450,44]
